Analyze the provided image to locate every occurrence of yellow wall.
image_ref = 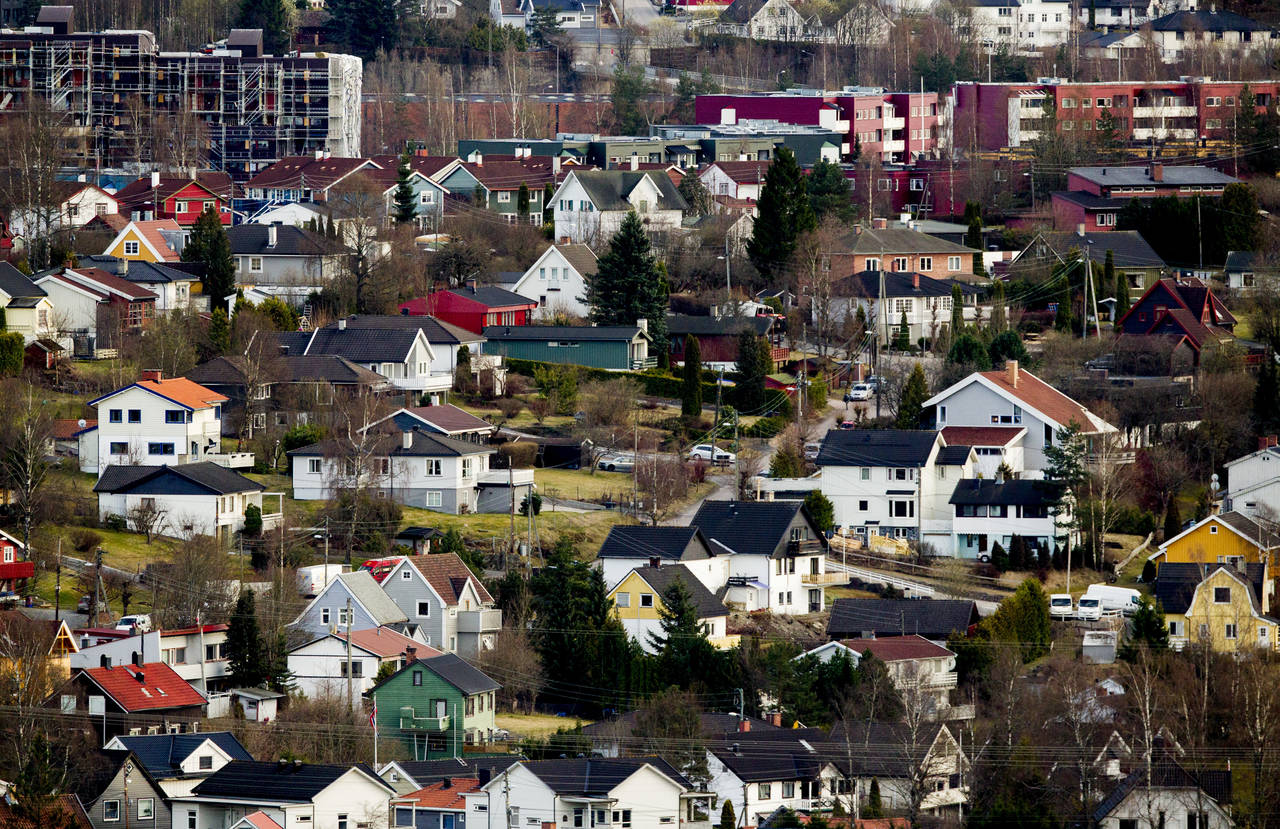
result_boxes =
[1158,519,1265,568]
[107,229,162,262]
[1181,568,1279,653]
[609,570,664,622]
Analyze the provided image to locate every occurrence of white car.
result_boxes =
[689,444,736,464]
[1076,598,1102,622]
[845,383,873,401]
[597,453,635,472]
[115,614,153,633]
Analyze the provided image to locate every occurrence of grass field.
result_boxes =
[535,468,633,503]
[495,712,592,739]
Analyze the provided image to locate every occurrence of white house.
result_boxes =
[7,180,118,239]
[1224,439,1280,518]
[804,635,962,718]
[83,370,237,476]
[551,170,688,245]
[499,243,598,319]
[968,0,1074,52]
[379,552,503,655]
[93,463,283,545]
[830,270,984,348]
[287,626,441,706]
[281,316,454,403]
[939,425,1026,479]
[1145,8,1278,62]
[923,360,1118,477]
[292,570,412,638]
[463,758,706,829]
[698,161,771,201]
[705,730,847,827]
[1091,753,1233,829]
[170,762,396,829]
[717,0,809,41]
[34,266,159,358]
[950,477,1068,560]
[104,732,252,798]
[594,525,730,594]
[70,625,232,694]
[0,262,55,344]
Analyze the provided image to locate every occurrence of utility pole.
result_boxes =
[54,538,61,622]
[724,234,732,309]
[323,516,330,589]
[345,597,354,711]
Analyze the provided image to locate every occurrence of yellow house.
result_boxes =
[103,219,183,262]
[1163,564,1280,653]
[0,611,80,695]
[608,564,739,653]
[1150,511,1274,570]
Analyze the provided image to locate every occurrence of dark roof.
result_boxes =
[1034,231,1165,269]
[628,565,727,618]
[246,157,377,191]
[935,445,971,465]
[112,732,252,779]
[569,170,688,212]
[93,463,265,496]
[827,598,980,639]
[75,256,199,285]
[721,0,766,24]
[1069,164,1238,188]
[226,225,331,257]
[392,756,524,787]
[1093,753,1231,824]
[396,405,493,434]
[1150,8,1265,31]
[395,526,444,541]
[288,327,421,363]
[1152,561,1267,615]
[448,284,538,309]
[826,721,948,777]
[187,355,385,387]
[690,500,820,558]
[949,478,1062,506]
[287,429,491,459]
[580,712,778,739]
[1225,250,1255,271]
[667,314,774,337]
[344,313,483,345]
[706,729,840,781]
[1050,190,1128,210]
[483,325,646,342]
[816,429,937,467]
[596,525,706,561]
[414,653,500,695]
[193,761,388,801]
[833,270,978,299]
[839,227,975,255]
[0,261,46,299]
[522,757,692,794]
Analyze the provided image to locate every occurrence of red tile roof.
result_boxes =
[409,552,494,605]
[0,793,92,829]
[709,160,772,184]
[53,418,95,439]
[841,635,954,662]
[403,404,494,434]
[137,376,228,409]
[81,662,207,711]
[123,219,183,261]
[463,158,559,190]
[239,811,284,829]
[368,154,459,181]
[334,626,443,659]
[977,365,1103,432]
[939,426,1025,447]
[246,156,379,191]
[161,623,229,637]
[397,778,483,810]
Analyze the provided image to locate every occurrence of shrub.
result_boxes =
[742,415,786,438]
[103,514,127,532]
[520,493,543,516]
[243,504,263,537]
[71,529,103,553]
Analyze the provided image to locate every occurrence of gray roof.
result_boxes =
[0,261,46,300]
[827,598,980,639]
[193,761,390,801]
[570,170,688,213]
[554,243,599,277]
[483,324,647,342]
[1150,8,1266,31]
[449,284,537,308]
[77,255,198,284]
[349,313,483,345]
[826,721,949,777]
[840,227,975,256]
[287,429,493,459]
[1093,754,1231,824]
[93,462,265,496]
[1050,190,1128,209]
[186,354,386,386]
[1031,231,1165,269]
[522,757,692,794]
[1225,250,1256,271]
[816,429,937,467]
[690,500,823,558]
[417,653,501,695]
[949,478,1062,505]
[721,0,766,24]
[628,564,728,618]
[935,445,972,465]
[834,271,979,299]
[334,570,408,625]
[597,525,708,560]
[1068,164,1238,188]
[227,224,332,257]
[284,327,421,363]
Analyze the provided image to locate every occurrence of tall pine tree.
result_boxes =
[747,147,816,278]
[582,210,668,354]
[734,331,770,411]
[183,207,236,305]
[681,335,703,417]
[226,591,268,689]
[393,149,417,224]
[896,363,929,429]
[807,159,853,222]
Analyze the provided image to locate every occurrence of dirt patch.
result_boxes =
[728,609,829,647]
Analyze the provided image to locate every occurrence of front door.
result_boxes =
[808,589,821,613]
[435,699,447,719]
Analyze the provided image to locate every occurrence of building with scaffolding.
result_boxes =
[0,6,361,179]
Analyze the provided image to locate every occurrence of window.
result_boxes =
[948,256,962,271]
[612,811,631,828]
[417,601,431,617]
[860,467,871,481]
[782,782,795,798]
[426,459,442,476]
[138,798,154,820]
[128,409,142,423]
[199,754,213,770]
[892,257,908,271]
[865,258,880,271]
[640,593,654,608]
[1206,118,1222,129]
[420,191,435,205]
[1097,212,1116,227]
[187,811,197,829]
[919,256,932,271]
[413,670,423,686]
[123,240,140,256]
[109,409,122,423]
[1210,526,1218,535]
[462,458,473,478]
[426,491,443,507]
[110,442,128,454]
[104,800,121,822]
[249,257,263,273]
[859,500,868,511]
[339,661,363,677]
[339,815,349,829]
[758,784,772,800]
[396,808,416,827]
[497,192,512,203]
[165,410,186,423]
[308,458,321,474]
[1225,623,1238,640]
[891,500,915,518]
[321,608,330,624]
[402,570,412,580]
[148,443,175,455]
[574,808,585,828]
[1214,586,1231,603]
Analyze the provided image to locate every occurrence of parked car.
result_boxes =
[838,420,857,430]
[77,595,91,613]
[115,614,152,633]
[1082,584,1141,616]
[689,444,735,464]
[1049,593,1074,620]
[804,442,822,461]
[597,453,636,472]
[1076,597,1102,622]
[867,375,885,390]
[844,383,872,402]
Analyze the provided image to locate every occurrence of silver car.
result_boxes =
[597,453,636,472]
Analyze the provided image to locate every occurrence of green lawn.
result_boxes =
[536,468,633,503]
[495,712,592,739]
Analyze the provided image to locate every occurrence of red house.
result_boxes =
[402,282,537,335]
[114,173,233,226]
[1050,162,1239,232]
[1116,275,1263,368]
[0,530,33,596]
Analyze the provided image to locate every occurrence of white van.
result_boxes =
[1076,597,1102,621]
[115,614,152,633]
[1083,584,1141,616]
[297,564,345,597]
[1049,594,1074,620]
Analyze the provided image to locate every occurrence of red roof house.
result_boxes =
[0,529,33,594]
[1115,276,1258,367]
[114,174,233,226]
[404,282,537,335]
[393,777,483,818]
[54,661,206,737]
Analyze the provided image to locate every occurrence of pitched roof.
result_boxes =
[111,732,252,778]
[1150,7,1264,30]
[398,404,493,434]
[0,792,92,829]
[91,374,227,410]
[414,653,501,695]
[690,500,818,558]
[1093,753,1231,824]
[51,268,159,301]
[187,355,386,387]
[246,156,379,191]
[625,564,728,618]
[368,313,484,345]
[596,525,707,561]
[462,158,559,190]
[113,175,230,209]
[521,757,692,794]
[1049,190,1128,210]
[482,324,646,342]
[935,445,972,465]
[1034,230,1165,269]
[447,284,538,309]
[554,243,598,277]
[827,598,980,639]
[826,721,949,777]
[396,778,483,810]
[579,711,779,738]
[833,271,979,299]
[706,730,838,781]
[93,463,265,496]
[334,626,443,659]
[390,757,525,787]
[80,662,207,711]
[839,226,975,255]
[708,160,772,183]
[193,761,389,801]
[841,634,954,662]
[235,812,283,829]
[287,430,492,460]
[816,429,937,467]
[289,326,422,363]
[52,418,95,439]
[1068,164,1238,188]
[940,426,1025,447]
[1153,561,1268,615]
[720,0,766,23]
[408,552,495,605]
[368,154,460,179]
[76,255,198,284]
[0,261,46,300]
[949,478,1062,506]
[226,224,332,257]
[331,571,408,625]
[568,170,689,212]
[1225,250,1255,271]
[119,219,183,261]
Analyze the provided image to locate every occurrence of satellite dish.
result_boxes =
[77,419,87,428]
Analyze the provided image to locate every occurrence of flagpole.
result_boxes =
[371,698,379,769]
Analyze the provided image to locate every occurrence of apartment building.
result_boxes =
[949,77,1280,153]
[0,6,361,177]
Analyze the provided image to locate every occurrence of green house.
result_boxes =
[481,324,655,371]
[367,652,500,761]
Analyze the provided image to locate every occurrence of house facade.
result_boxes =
[551,170,688,244]
[421,283,538,335]
[380,553,502,655]
[84,371,229,475]
[113,175,232,226]
[501,243,598,319]
[103,219,183,262]
[103,732,253,798]
[950,478,1065,561]
[292,570,411,638]
[595,525,726,593]
[282,317,454,402]
[0,262,55,344]
[172,762,396,829]
[1150,511,1271,570]
[482,324,655,371]
[831,270,983,347]
[1169,564,1279,653]
[227,223,340,297]
[1225,441,1280,517]
[287,627,439,706]
[369,653,500,760]
[608,564,737,653]
[50,662,206,738]
[34,267,158,357]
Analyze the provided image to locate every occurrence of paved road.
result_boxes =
[623,0,661,27]
[23,606,88,626]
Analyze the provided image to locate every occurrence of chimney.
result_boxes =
[403,429,414,450]
[1150,162,1164,182]
[405,645,417,662]
[338,318,347,331]
[1076,223,1086,238]
[770,712,783,728]
[101,654,111,668]
[150,171,160,188]
[630,155,639,171]
[1258,436,1269,451]
[132,650,143,666]
[1005,359,1019,388]
[443,778,453,789]
[323,149,331,160]
[135,670,145,684]
[466,278,477,294]
[872,217,888,229]
[853,225,862,235]
[912,272,920,290]
[649,556,661,568]
[118,258,128,276]
[474,152,484,166]
[140,369,162,382]
[315,149,324,161]
[267,224,278,248]
[189,166,197,180]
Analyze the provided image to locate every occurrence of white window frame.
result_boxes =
[948,255,962,271]
[123,240,140,256]
[426,491,443,507]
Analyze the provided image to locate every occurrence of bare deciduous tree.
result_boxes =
[128,499,169,544]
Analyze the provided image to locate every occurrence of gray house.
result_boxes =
[380,552,502,655]
[79,749,171,829]
[292,570,411,638]
[227,223,338,295]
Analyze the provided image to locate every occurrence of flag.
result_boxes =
[369,698,377,729]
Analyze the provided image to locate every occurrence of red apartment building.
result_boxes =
[696,91,942,164]
[113,173,233,226]
[403,282,538,335]
[1050,161,1239,231]
[950,78,1280,153]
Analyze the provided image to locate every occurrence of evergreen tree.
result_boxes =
[226,591,268,689]
[582,210,668,352]
[896,362,928,429]
[984,578,1052,663]
[650,580,720,683]
[1164,499,1182,541]
[1255,352,1280,434]
[747,147,816,278]
[393,150,417,224]
[894,310,910,351]
[989,279,1007,331]
[326,0,402,60]
[677,170,713,217]
[611,64,650,133]
[949,283,964,334]
[734,331,770,411]
[14,731,77,829]
[807,158,853,222]
[990,541,1009,572]
[517,183,531,219]
[947,333,991,369]
[681,335,702,417]
[542,183,555,226]
[183,207,236,304]
[1119,596,1169,661]
[1094,109,1122,162]
[964,215,983,250]
[865,779,883,819]
[988,330,1028,366]
[719,801,736,829]
[803,490,835,532]
[208,307,231,354]
[237,0,291,55]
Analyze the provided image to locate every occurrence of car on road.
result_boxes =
[689,444,736,464]
[838,420,857,430]
[77,595,91,613]
[843,383,872,402]
[866,375,885,391]
[115,613,152,632]
[597,453,636,472]
[804,442,822,461]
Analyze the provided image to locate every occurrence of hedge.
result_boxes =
[505,358,721,401]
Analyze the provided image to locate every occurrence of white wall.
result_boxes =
[94,385,223,475]
[932,380,1054,474]
[515,247,591,319]
[287,635,385,706]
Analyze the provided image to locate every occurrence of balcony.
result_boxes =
[394,373,454,392]
[801,571,843,585]
[1133,105,1196,118]
[924,671,959,690]
[399,707,450,731]
[457,607,503,634]
[1133,128,1195,140]
[787,539,825,555]
[207,451,254,469]
[479,468,535,487]
[631,356,658,370]
[883,116,905,130]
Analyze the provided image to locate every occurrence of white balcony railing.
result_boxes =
[206,452,254,469]
[479,468,535,486]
